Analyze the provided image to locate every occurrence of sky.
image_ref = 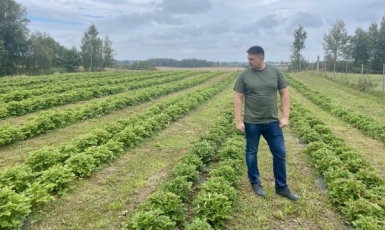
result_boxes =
[17,0,385,62]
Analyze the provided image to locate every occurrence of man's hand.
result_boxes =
[280,117,289,128]
[236,121,245,132]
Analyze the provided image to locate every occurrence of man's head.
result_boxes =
[246,46,265,70]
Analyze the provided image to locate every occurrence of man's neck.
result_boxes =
[253,63,266,71]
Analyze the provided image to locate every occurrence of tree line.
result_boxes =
[0,0,115,77]
[147,58,244,68]
[289,13,385,73]
[115,58,246,70]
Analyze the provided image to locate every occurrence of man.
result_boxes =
[233,45,299,201]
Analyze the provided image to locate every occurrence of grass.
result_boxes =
[323,71,385,95]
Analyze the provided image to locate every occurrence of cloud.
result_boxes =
[83,15,104,19]
[160,0,212,14]
[292,12,324,28]
[97,10,182,33]
[236,14,286,36]
[27,16,85,26]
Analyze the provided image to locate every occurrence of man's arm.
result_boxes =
[234,92,245,132]
[278,87,290,128]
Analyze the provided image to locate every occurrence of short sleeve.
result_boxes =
[277,68,289,89]
[233,73,245,93]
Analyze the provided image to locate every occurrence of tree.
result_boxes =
[63,46,81,72]
[103,35,115,68]
[291,25,307,72]
[349,28,370,67]
[0,0,29,76]
[379,14,385,67]
[323,20,348,73]
[24,31,57,74]
[367,23,382,71]
[81,24,103,71]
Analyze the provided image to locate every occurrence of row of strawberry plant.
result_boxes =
[0,74,236,229]
[288,75,385,144]
[0,71,205,118]
[125,108,245,229]
[290,99,385,229]
[0,70,160,90]
[124,108,235,229]
[0,72,224,147]
[0,71,190,102]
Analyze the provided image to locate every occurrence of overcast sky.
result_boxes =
[17,0,385,62]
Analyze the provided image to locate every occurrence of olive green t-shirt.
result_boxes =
[233,64,289,124]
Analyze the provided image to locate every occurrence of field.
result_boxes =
[1,70,384,230]
[321,71,385,96]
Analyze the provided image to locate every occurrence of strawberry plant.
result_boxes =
[185,218,214,230]
[162,176,193,202]
[0,186,31,229]
[124,209,177,230]
[192,192,232,229]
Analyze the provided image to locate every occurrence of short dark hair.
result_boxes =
[247,46,264,56]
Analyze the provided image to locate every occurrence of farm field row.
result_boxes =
[0,71,181,101]
[0,71,224,148]
[2,70,384,229]
[0,72,232,169]
[289,72,385,124]
[0,71,217,119]
[289,87,385,179]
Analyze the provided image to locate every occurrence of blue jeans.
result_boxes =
[244,121,288,192]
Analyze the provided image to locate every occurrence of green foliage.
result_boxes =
[171,163,199,182]
[192,192,232,229]
[0,186,31,228]
[25,148,68,172]
[190,141,216,163]
[37,165,75,195]
[185,218,214,230]
[290,97,385,225]
[143,192,186,227]
[124,209,177,230]
[162,176,193,202]
[0,0,29,77]
[65,153,96,178]
[209,164,237,185]
[180,154,205,172]
[25,181,55,207]
[199,177,237,202]
[0,165,35,192]
[352,215,385,230]
[290,25,308,72]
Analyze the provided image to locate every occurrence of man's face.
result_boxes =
[247,54,264,70]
